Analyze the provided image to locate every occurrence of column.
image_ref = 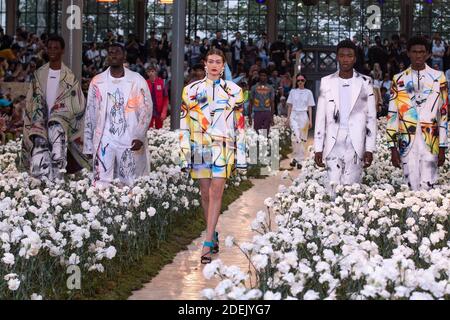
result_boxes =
[135,0,147,43]
[267,0,278,44]
[170,0,186,131]
[61,0,83,82]
[400,0,413,36]
[6,0,18,36]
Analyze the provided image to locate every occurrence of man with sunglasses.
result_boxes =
[287,74,315,169]
[314,39,377,196]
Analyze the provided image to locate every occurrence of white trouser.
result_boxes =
[94,138,147,188]
[290,111,309,162]
[31,122,67,182]
[401,125,438,191]
[325,129,363,195]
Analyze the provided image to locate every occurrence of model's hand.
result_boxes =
[270,119,274,127]
[248,117,252,126]
[131,139,144,151]
[363,152,373,168]
[309,121,313,129]
[314,152,325,168]
[391,148,401,168]
[161,111,167,121]
[438,147,446,167]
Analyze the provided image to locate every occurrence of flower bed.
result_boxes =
[0,118,290,300]
[202,119,450,300]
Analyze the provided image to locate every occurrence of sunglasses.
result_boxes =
[297,79,305,82]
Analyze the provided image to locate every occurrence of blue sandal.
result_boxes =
[201,241,214,264]
[212,231,219,254]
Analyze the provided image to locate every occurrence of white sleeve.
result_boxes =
[308,90,316,107]
[286,90,294,104]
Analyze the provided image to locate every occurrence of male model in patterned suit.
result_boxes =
[84,43,153,187]
[387,36,448,191]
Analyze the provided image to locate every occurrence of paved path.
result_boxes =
[128,157,297,300]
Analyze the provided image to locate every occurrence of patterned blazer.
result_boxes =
[179,77,246,170]
[386,65,448,157]
[21,63,89,172]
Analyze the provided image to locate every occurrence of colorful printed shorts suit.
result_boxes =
[180,77,246,179]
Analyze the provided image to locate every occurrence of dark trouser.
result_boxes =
[253,111,272,136]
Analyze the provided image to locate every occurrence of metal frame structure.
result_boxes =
[8,0,450,43]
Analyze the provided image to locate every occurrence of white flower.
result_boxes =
[303,290,320,300]
[201,288,215,300]
[147,207,156,217]
[244,289,263,300]
[203,259,221,279]
[105,246,117,259]
[8,278,20,291]
[225,236,234,248]
[251,254,268,270]
[410,292,434,300]
[1,253,15,266]
[30,293,43,300]
[68,253,80,265]
[281,170,290,180]
[263,291,281,300]
[264,197,274,207]
[140,211,146,220]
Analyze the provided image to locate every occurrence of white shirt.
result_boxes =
[338,77,352,130]
[432,42,445,58]
[286,88,315,113]
[46,68,61,115]
[86,49,100,61]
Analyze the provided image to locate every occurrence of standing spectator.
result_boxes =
[381,72,392,91]
[368,36,388,71]
[147,31,159,63]
[189,63,206,84]
[189,36,202,67]
[432,35,445,71]
[279,72,292,99]
[200,38,211,60]
[85,42,100,62]
[277,96,288,117]
[248,69,275,135]
[126,34,140,65]
[270,35,287,72]
[230,32,245,74]
[377,87,390,118]
[287,35,304,81]
[0,27,13,50]
[244,38,258,70]
[211,31,228,53]
[146,65,169,129]
[158,32,171,63]
[103,30,116,46]
[256,32,269,69]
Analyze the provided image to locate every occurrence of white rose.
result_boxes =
[8,278,20,291]
[1,253,15,266]
[105,246,117,259]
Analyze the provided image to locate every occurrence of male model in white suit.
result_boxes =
[314,40,377,194]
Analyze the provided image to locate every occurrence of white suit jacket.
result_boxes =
[314,70,377,159]
[84,67,153,173]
